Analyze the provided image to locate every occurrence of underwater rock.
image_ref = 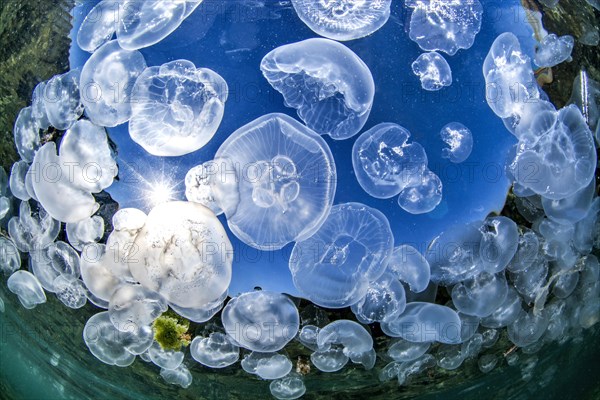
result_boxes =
[261,38,374,139]
[222,291,299,352]
[290,202,393,308]
[411,52,453,91]
[290,0,391,41]
[129,60,228,156]
[7,270,46,309]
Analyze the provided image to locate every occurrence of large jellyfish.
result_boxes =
[407,0,483,56]
[261,38,374,140]
[289,202,394,308]
[290,0,392,41]
[129,60,228,156]
[352,123,428,199]
[128,201,232,309]
[205,113,336,250]
[222,291,300,352]
[80,40,147,127]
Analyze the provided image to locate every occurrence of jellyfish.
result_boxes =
[7,270,46,309]
[0,237,21,276]
[407,0,483,55]
[261,38,374,139]
[147,341,185,370]
[270,373,306,400]
[222,291,299,352]
[439,122,473,163]
[397,169,443,215]
[129,60,228,156]
[289,202,394,308]
[310,347,349,372]
[66,216,105,251]
[451,272,509,317]
[53,275,88,309]
[108,284,168,331]
[160,364,193,389]
[411,52,452,91]
[8,201,60,253]
[80,40,147,127]
[290,0,392,41]
[352,123,428,199]
[169,290,226,323]
[13,107,41,163]
[9,161,30,201]
[350,272,407,324]
[479,216,519,274]
[128,201,232,309]
[191,332,240,368]
[387,338,431,362]
[241,352,293,380]
[207,113,336,250]
[77,0,121,52]
[534,34,574,68]
[39,69,84,131]
[387,245,431,293]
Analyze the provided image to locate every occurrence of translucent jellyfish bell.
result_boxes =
[191,332,239,368]
[80,40,147,127]
[222,291,300,352]
[129,60,228,156]
[212,113,336,250]
[411,52,452,91]
[289,202,394,308]
[352,123,428,199]
[261,39,374,140]
[387,245,431,293]
[7,270,46,309]
[108,284,168,331]
[290,0,392,41]
[128,201,232,309]
[397,169,443,215]
[407,0,483,56]
[439,122,473,163]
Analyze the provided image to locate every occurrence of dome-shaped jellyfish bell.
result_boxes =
[261,39,374,140]
[129,60,228,157]
[222,291,300,353]
[289,202,394,308]
[211,113,336,250]
[290,0,392,41]
[128,201,232,309]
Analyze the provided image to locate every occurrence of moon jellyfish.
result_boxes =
[222,291,300,352]
[351,272,406,324]
[352,123,428,199]
[77,0,121,52]
[242,353,293,380]
[451,272,509,317]
[40,69,84,131]
[129,60,228,156]
[439,122,473,163]
[108,284,168,331]
[191,332,239,368]
[0,237,21,275]
[381,302,462,344]
[211,113,336,250]
[290,0,392,41]
[387,245,431,293]
[479,216,519,273]
[407,0,483,55]
[66,216,105,251]
[411,52,452,91]
[128,201,232,309]
[317,320,373,357]
[289,202,393,308]
[387,338,431,362]
[261,38,374,139]
[169,290,226,324]
[534,34,574,68]
[8,201,60,253]
[270,373,306,400]
[160,364,193,389]
[13,107,41,163]
[147,341,184,370]
[53,275,88,309]
[7,270,46,309]
[80,40,147,127]
[311,347,349,372]
[397,170,443,215]
[509,105,596,200]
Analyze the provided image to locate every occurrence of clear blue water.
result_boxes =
[69,0,536,297]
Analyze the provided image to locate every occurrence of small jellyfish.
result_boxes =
[480,287,523,329]
[351,272,406,324]
[242,352,293,380]
[270,373,306,400]
[261,39,374,139]
[407,0,483,55]
[80,243,125,303]
[411,52,452,91]
[397,169,443,215]
[80,40,147,127]
[66,216,105,251]
[191,332,240,368]
[451,272,509,317]
[387,338,431,362]
[352,123,428,199]
[310,348,348,372]
[0,237,21,275]
[211,113,336,250]
[534,34,574,68]
[147,341,185,370]
[289,202,394,308]
[290,0,392,41]
[7,270,46,309]
[439,122,473,163]
[479,216,519,274]
[160,364,193,389]
[41,69,84,130]
[53,275,88,309]
[9,161,30,201]
[108,284,168,331]
[387,245,431,293]
[8,201,60,253]
[129,60,228,156]
[222,291,299,352]
[77,0,120,52]
[317,320,374,356]
[13,107,41,163]
[128,201,232,309]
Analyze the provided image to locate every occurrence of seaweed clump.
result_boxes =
[153,309,192,351]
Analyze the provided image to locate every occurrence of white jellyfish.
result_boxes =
[8,201,60,253]
[66,215,105,251]
[80,243,126,303]
[13,107,41,163]
[0,236,21,275]
[397,169,443,215]
[310,347,348,372]
[261,39,374,140]
[317,320,374,357]
[351,272,406,324]
[387,245,431,293]
[381,302,462,344]
[352,123,428,199]
[270,373,306,400]
[80,40,147,127]
[7,270,46,309]
[108,284,168,331]
[40,69,84,130]
[509,105,596,200]
[479,216,519,274]
[147,341,185,370]
[290,0,392,41]
[451,272,509,317]
[411,52,452,91]
[222,291,299,352]
[128,201,232,309]
[407,0,483,55]
[208,113,336,250]
[483,33,540,120]
[541,178,596,224]
[507,310,550,347]
[160,364,193,389]
[289,202,393,308]
[480,286,523,329]
[169,290,226,324]
[129,60,228,156]
[190,332,239,368]
[77,0,121,52]
[534,34,574,68]
[9,161,31,201]
[241,352,293,380]
[53,275,88,309]
[439,122,473,163]
[387,338,431,362]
